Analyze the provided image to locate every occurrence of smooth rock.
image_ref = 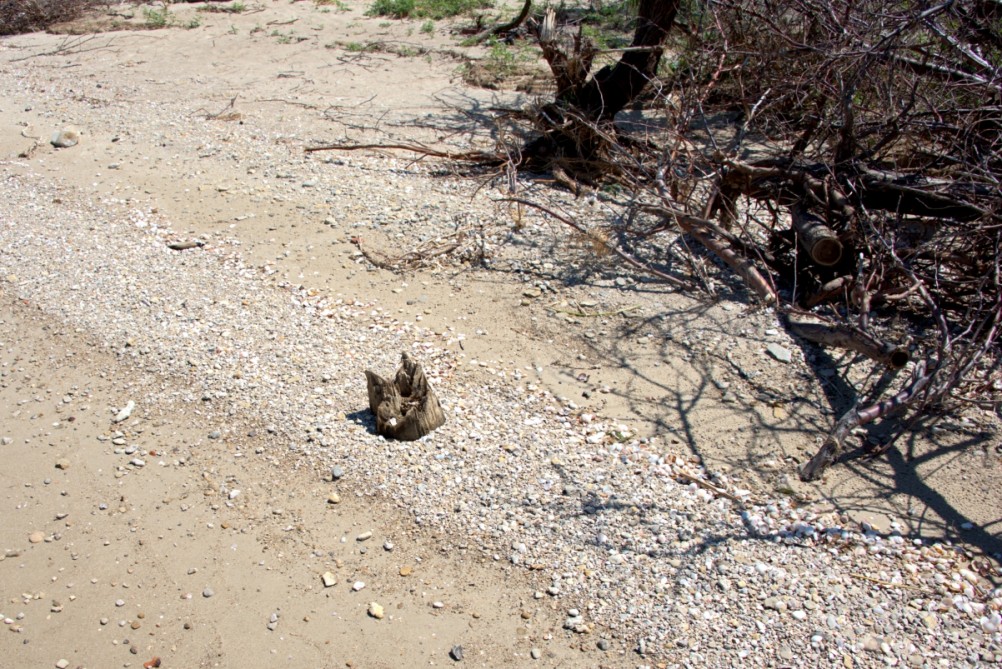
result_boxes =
[55,459,71,470]
[766,343,793,363]
[29,531,45,544]
[321,571,337,587]
[51,127,80,148]
[331,466,344,480]
[352,581,365,591]
[367,602,384,619]
[202,588,214,598]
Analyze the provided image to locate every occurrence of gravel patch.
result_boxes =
[2,171,1000,666]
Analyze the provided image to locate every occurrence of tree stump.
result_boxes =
[364,353,446,441]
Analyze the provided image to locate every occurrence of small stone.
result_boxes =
[367,602,384,619]
[29,531,45,544]
[331,466,344,480]
[55,660,70,669]
[449,645,463,661]
[433,601,444,609]
[321,572,337,588]
[228,489,240,500]
[399,566,412,577]
[356,531,372,542]
[208,431,221,440]
[130,458,146,467]
[202,588,214,598]
[766,343,792,363]
[55,459,71,470]
[779,646,793,661]
[115,599,125,607]
[51,126,80,148]
[113,400,135,423]
[764,596,787,612]
[352,581,365,591]
[383,541,394,551]
[597,639,610,651]
[327,493,341,505]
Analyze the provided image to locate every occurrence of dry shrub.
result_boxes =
[1,0,107,35]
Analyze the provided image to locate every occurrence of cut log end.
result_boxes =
[810,237,844,266]
[365,353,445,441]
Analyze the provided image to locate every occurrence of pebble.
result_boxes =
[113,400,135,423]
[55,459,71,470]
[327,493,341,504]
[330,465,344,480]
[367,602,384,619]
[356,531,373,542]
[322,571,337,587]
[449,645,463,661]
[383,541,394,551]
[399,566,412,577]
[766,343,793,363]
[55,660,70,669]
[29,531,45,544]
[530,648,541,659]
[202,588,214,598]
[352,581,365,591]
[50,126,80,148]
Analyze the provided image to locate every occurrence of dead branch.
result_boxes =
[304,142,501,164]
[474,0,532,43]
[786,312,910,369]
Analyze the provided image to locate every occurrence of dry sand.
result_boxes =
[1,2,1001,667]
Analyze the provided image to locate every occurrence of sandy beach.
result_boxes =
[2,2,1000,667]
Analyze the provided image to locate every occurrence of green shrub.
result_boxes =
[367,0,492,20]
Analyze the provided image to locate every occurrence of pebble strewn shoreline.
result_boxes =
[2,172,1000,667]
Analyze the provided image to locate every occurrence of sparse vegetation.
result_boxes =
[366,0,492,20]
[315,0,349,9]
[198,2,247,13]
[328,38,428,56]
[0,0,106,34]
[142,4,172,28]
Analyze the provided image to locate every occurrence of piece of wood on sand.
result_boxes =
[364,353,446,441]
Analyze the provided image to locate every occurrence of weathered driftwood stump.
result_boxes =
[365,353,445,440]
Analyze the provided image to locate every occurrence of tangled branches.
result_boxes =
[0,0,106,34]
[516,0,1002,479]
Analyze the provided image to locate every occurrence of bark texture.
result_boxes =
[365,353,446,441]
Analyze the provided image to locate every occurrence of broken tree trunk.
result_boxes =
[365,353,446,441]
